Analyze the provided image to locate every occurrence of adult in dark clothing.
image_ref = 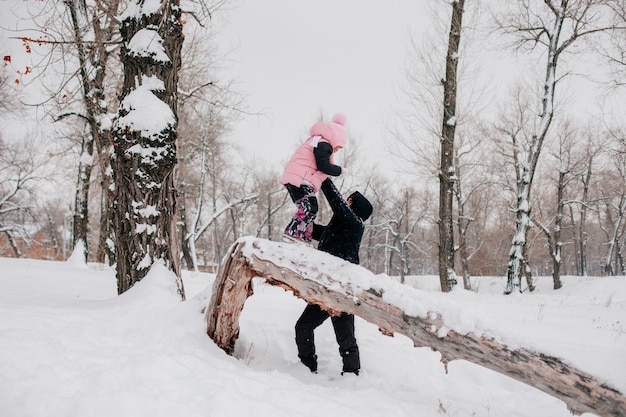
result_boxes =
[295,178,373,375]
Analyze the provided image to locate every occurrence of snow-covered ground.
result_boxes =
[1,251,624,417]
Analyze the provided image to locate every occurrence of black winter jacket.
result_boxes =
[312,179,365,265]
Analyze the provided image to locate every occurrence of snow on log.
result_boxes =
[205,237,626,417]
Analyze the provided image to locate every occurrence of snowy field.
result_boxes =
[1,253,624,417]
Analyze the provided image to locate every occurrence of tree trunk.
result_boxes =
[112,0,184,297]
[603,196,625,276]
[5,232,22,258]
[458,221,472,290]
[179,191,196,270]
[205,237,625,417]
[72,134,93,262]
[617,237,625,275]
[455,153,472,290]
[616,217,626,274]
[506,5,564,294]
[569,205,581,275]
[96,140,116,266]
[96,178,114,265]
[438,0,465,292]
[579,158,593,275]
[551,169,566,289]
[64,0,120,263]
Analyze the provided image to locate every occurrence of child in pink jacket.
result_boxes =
[280,113,347,242]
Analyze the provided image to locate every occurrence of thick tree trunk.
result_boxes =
[438,0,465,292]
[112,0,184,297]
[206,237,625,417]
[65,0,120,263]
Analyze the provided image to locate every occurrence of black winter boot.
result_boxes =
[341,369,359,376]
[299,354,318,373]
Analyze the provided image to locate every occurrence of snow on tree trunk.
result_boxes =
[206,237,626,417]
[505,5,564,294]
[63,0,121,264]
[438,0,464,293]
[67,239,88,268]
[454,152,473,290]
[603,195,626,276]
[112,0,184,298]
[64,0,103,262]
[97,153,117,266]
[72,137,93,263]
[537,169,566,290]
[551,169,566,289]
[579,160,593,275]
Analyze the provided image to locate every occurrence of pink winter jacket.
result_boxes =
[281,115,347,192]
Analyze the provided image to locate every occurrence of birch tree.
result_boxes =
[111,0,184,296]
[498,0,620,294]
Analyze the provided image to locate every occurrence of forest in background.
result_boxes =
[1,0,625,290]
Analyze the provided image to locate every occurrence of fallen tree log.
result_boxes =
[205,237,626,417]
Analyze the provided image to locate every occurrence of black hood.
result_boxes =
[349,191,373,221]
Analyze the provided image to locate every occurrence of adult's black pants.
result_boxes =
[295,303,360,373]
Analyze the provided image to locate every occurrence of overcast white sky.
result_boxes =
[212,0,623,177]
[2,0,622,178]
[212,0,434,172]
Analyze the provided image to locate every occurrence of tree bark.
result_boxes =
[578,158,593,275]
[206,237,625,417]
[179,191,196,270]
[505,3,564,293]
[71,134,92,262]
[454,153,472,290]
[438,0,465,292]
[64,0,120,263]
[112,0,184,297]
[552,169,565,289]
[97,158,116,266]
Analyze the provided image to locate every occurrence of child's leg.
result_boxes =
[284,184,318,241]
[295,195,317,241]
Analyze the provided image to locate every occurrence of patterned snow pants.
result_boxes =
[284,183,318,242]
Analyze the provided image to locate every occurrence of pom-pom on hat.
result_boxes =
[309,113,348,149]
[332,113,347,127]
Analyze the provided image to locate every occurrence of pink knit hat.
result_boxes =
[309,113,347,149]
